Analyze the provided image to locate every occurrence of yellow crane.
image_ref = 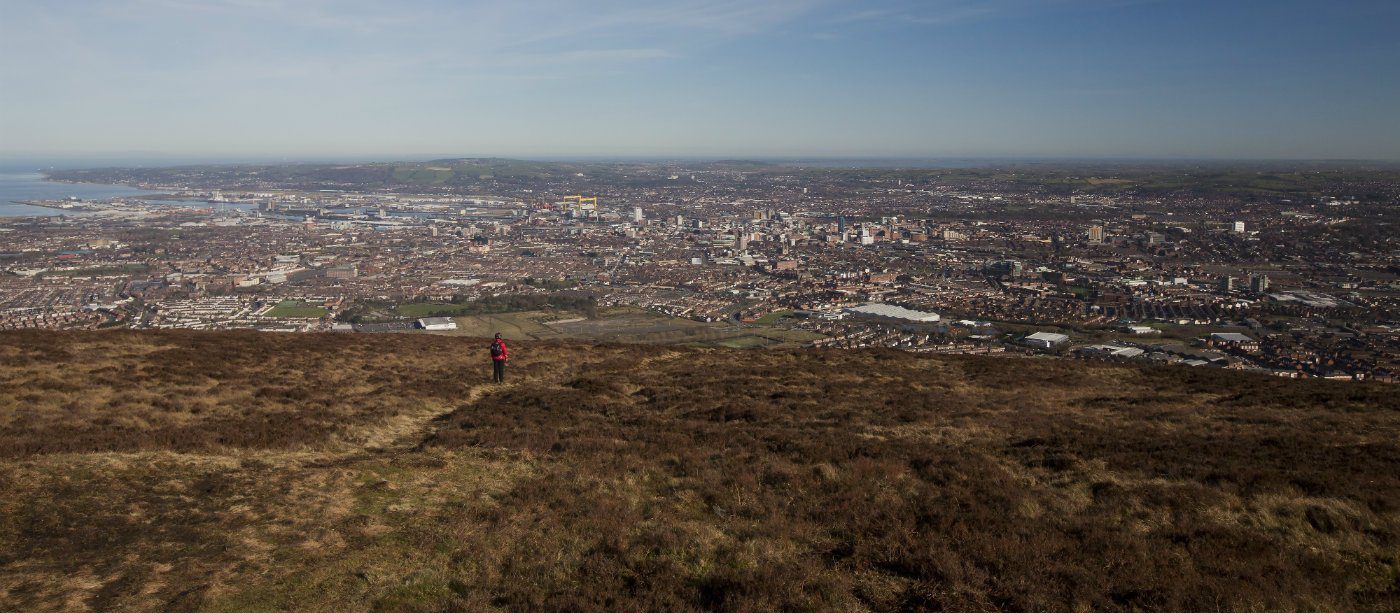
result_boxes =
[562,195,598,211]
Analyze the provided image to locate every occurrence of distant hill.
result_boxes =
[44,158,1400,198]
[1,330,1397,611]
[706,159,774,167]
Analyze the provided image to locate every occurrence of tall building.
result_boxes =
[986,260,1022,277]
[1249,273,1270,293]
[837,216,846,233]
[1088,225,1104,243]
[1220,276,1236,292]
[1233,221,1246,233]
[633,207,643,223]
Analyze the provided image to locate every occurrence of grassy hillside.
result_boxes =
[1,330,1397,611]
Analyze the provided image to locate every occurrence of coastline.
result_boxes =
[10,199,99,211]
[0,172,167,217]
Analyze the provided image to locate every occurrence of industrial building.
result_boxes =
[1023,331,1070,349]
[1077,344,1146,359]
[844,303,941,322]
[415,317,458,331]
[1208,332,1258,352]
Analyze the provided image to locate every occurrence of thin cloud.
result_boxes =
[837,0,1159,27]
[509,0,828,45]
[487,48,676,68]
[133,0,426,32]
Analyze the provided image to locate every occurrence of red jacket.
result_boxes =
[490,339,509,361]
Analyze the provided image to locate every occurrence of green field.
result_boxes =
[264,300,329,319]
[427,307,694,342]
[391,166,454,186]
[754,310,795,325]
[430,306,827,349]
[447,311,571,340]
[714,327,826,348]
[714,335,772,348]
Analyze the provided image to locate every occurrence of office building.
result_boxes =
[1249,273,1270,293]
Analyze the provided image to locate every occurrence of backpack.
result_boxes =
[491,342,503,358]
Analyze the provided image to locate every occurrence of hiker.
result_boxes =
[490,333,509,383]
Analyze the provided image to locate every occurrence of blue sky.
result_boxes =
[1,0,1397,160]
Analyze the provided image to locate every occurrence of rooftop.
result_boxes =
[845,303,941,322]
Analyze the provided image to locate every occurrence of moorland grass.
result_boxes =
[0,330,1396,611]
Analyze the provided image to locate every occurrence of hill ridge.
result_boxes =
[1,329,1397,611]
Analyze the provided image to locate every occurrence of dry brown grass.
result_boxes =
[1,330,1397,611]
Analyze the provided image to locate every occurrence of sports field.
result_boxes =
[264,300,329,319]
[445,311,569,340]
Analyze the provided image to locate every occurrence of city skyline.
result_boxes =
[2,0,1399,160]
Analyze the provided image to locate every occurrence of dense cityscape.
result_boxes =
[2,158,1394,382]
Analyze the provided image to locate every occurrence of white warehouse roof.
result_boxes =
[1078,344,1145,358]
[417,317,458,330]
[1210,332,1254,342]
[439,278,482,287]
[845,303,941,322]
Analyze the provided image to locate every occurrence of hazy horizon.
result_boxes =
[6,153,1400,175]
[3,1,1399,160]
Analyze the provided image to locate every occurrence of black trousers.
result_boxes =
[493,360,506,383]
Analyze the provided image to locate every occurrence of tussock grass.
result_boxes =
[1,330,1397,611]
